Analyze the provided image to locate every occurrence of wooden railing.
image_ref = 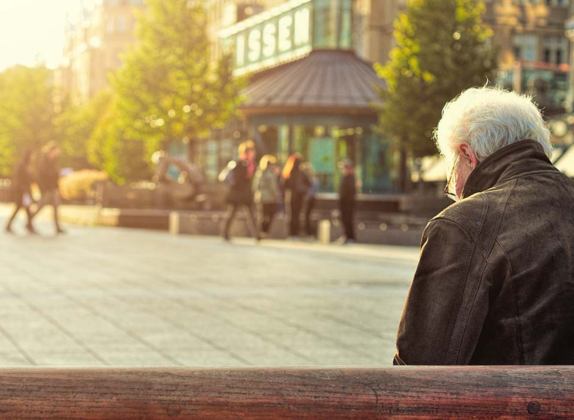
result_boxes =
[0,367,571,418]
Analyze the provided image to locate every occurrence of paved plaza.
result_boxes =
[0,209,419,368]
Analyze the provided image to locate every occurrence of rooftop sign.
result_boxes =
[219,0,313,76]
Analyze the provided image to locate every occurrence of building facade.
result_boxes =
[54,0,421,194]
[57,0,574,191]
[485,0,571,115]
[58,0,144,104]
[353,0,406,65]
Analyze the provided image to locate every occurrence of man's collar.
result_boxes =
[462,140,553,199]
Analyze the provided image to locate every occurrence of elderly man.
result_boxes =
[395,87,574,365]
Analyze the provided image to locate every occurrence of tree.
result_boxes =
[112,0,243,174]
[87,96,152,184]
[0,66,56,175]
[55,90,113,170]
[375,0,497,189]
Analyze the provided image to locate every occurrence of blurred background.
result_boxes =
[1,0,573,235]
[0,0,573,368]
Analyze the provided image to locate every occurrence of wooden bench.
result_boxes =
[0,367,571,418]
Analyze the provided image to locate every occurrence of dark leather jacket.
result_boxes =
[395,140,574,365]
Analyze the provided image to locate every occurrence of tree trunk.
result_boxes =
[399,146,410,193]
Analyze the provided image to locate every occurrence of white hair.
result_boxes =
[435,87,552,165]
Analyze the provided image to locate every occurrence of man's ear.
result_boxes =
[458,143,479,169]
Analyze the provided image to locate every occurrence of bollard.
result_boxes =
[169,212,181,235]
[318,219,331,244]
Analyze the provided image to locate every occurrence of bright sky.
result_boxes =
[0,0,83,71]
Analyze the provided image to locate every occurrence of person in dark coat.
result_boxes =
[220,140,260,241]
[338,159,357,244]
[30,142,66,234]
[252,155,281,236]
[4,149,36,234]
[395,87,574,365]
[302,162,318,236]
[282,154,310,237]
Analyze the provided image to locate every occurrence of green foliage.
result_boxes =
[0,2,242,184]
[376,0,497,158]
[55,91,113,169]
[87,97,152,184]
[0,66,56,175]
[111,0,243,178]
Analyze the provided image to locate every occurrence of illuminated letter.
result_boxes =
[293,7,310,47]
[278,14,293,52]
[248,28,262,62]
[262,22,277,58]
[236,34,245,67]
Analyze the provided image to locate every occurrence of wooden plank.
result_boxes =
[0,367,571,418]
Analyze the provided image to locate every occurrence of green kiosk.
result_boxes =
[216,0,395,195]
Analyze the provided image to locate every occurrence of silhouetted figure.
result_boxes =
[5,149,36,234]
[339,159,357,244]
[31,142,65,234]
[220,141,260,241]
[282,154,310,237]
[302,162,318,236]
[253,155,281,236]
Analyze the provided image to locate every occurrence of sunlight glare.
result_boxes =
[0,0,82,70]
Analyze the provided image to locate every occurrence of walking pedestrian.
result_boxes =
[30,142,66,234]
[338,159,357,244]
[282,154,310,237]
[219,140,260,241]
[301,162,318,236]
[252,155,281,236]
[4,149,36,234]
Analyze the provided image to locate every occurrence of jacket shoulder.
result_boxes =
[431,194,488,242]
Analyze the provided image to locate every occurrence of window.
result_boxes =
[313,0,353,49]
[338,0,353,49]
[313,0,337,48]
[513,34,538,62]
[549,0,568,6]
[543,36,568,65]
[117,15,127,33]
[106,18,115,33]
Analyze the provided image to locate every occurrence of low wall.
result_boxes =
[49,204,426,246]
[169,211,288,239]
[56,206,170,231]
[169,211,425,246]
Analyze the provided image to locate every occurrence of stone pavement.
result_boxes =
[0,208,419,368]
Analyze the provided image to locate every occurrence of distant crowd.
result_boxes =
[219,140,357,244]
[4,140,358,242]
